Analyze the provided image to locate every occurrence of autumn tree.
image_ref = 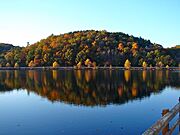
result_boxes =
[28,60,35,67]
[6,63,11,67]
[132,42,138,50]
[124,59,131,69]
[14,63,19,67]
[52,61,60,67]
[142,61,147,69]
[85,58,92,67]
[156,61,163,68]
[118,43,124,51]
[77,62,82,69]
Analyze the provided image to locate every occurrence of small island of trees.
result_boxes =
[0,30,179,68]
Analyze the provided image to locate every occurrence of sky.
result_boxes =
[0,0,179,47]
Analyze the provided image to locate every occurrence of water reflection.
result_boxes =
[0,70,179,106]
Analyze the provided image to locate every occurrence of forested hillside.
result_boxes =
[0,30,178,67]
[167,45,180,65]
[0,43,22,67]
[0,43,15,53]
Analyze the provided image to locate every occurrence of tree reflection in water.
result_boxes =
[0,70,179,106]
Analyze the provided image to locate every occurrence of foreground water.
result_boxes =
[0,70,179,135]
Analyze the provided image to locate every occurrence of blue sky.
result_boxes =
[0,0,179,47]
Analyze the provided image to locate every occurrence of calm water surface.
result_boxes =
[0,70,179,135]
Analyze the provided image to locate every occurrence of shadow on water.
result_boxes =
[0,70,179,106]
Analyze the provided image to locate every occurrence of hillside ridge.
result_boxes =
[0,30,179,67]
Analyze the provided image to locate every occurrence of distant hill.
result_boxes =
[0,30,179,67]
[0,43,15,53]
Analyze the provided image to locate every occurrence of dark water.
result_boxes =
[0,70,179,135]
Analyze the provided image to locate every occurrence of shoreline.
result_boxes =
[0,67,179,71]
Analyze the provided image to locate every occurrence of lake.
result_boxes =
[0,69,179,135]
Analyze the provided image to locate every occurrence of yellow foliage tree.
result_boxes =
[166,65,169,69]
[6,63,11,67]
[92,41,96,46]
[28,60,35,67]
[124,59,131,69]
[14,63,19,67]
[157,61,163,68]
[52,61,59,67]
[84,59,91,67]
[77,62,82,69]
[142,61,147,69]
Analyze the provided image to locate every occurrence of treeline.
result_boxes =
[0,30,179,67]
